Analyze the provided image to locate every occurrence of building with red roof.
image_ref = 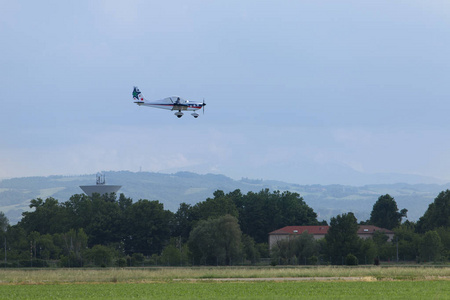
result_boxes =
[269,225,394,249]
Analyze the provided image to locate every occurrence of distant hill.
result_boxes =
[0,171,448,224]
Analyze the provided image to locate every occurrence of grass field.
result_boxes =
[0,266,449,299]
[0,281,449,299]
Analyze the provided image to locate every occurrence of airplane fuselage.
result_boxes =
[134,101,203,111]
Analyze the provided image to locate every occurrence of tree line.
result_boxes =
[0,188,448,267]
[271,192,449,265]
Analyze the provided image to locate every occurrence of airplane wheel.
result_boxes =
[177,115,182,118]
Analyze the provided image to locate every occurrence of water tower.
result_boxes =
[79,173,121,196]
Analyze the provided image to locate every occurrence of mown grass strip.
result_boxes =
[0,266,449,284]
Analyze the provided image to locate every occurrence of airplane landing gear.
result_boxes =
[175,111,183,118]
[191,112,199,118]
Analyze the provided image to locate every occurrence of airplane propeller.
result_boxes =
[203,98,206,114]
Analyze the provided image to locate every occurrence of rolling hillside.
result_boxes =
[0,171,447,224]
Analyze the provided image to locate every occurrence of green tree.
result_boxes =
[173,202,195,243]
[420,230,443,262]
[237,189,319,244]
[130,253,145,266]
[417,190,450,233]
[435,227,450,260]
[28,231,41,261]
[346,253,358,265]
[64,193,132,246]
[237,189,275,244]
[64,193,130,247]
[216,214,242,265]
[38,234,60,261]
[369,194,407,230]
[19,197,70,234]
[256,243,270,259]
[241,234,260,264]
[4,225,28,261]
[0,212,8,233]
[84,193,123,246]
[123,199,173,256]
[372,230,395,260]
[293,232,319,264]
[118,193,133,211]
[393,221,420,261]
[189,218,217,265]
[358,238,377,265]
[63,194,92,230]
[160,244,179,266]
[0,212,8,263]
[160,238,190,266]
[273,191,318,229]
[54,228,88,267]
[325,212,360,265]
[188,215,242,265]
[191,190,239,221]
[270,231,319,265]
[85,245,113,267]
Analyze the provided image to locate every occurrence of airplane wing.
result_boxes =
[165,96,189,111]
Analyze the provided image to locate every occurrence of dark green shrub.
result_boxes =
[345,253,358,265]
[18,259,49,268]
[131,253,145,266]
[116,258,127,267]
[308,256,318,265]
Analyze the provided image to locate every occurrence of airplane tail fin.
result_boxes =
[133,86,145,102]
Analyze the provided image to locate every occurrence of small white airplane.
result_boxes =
[133,86,206,118]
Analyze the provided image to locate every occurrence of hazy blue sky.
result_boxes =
[1,1,450,185]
